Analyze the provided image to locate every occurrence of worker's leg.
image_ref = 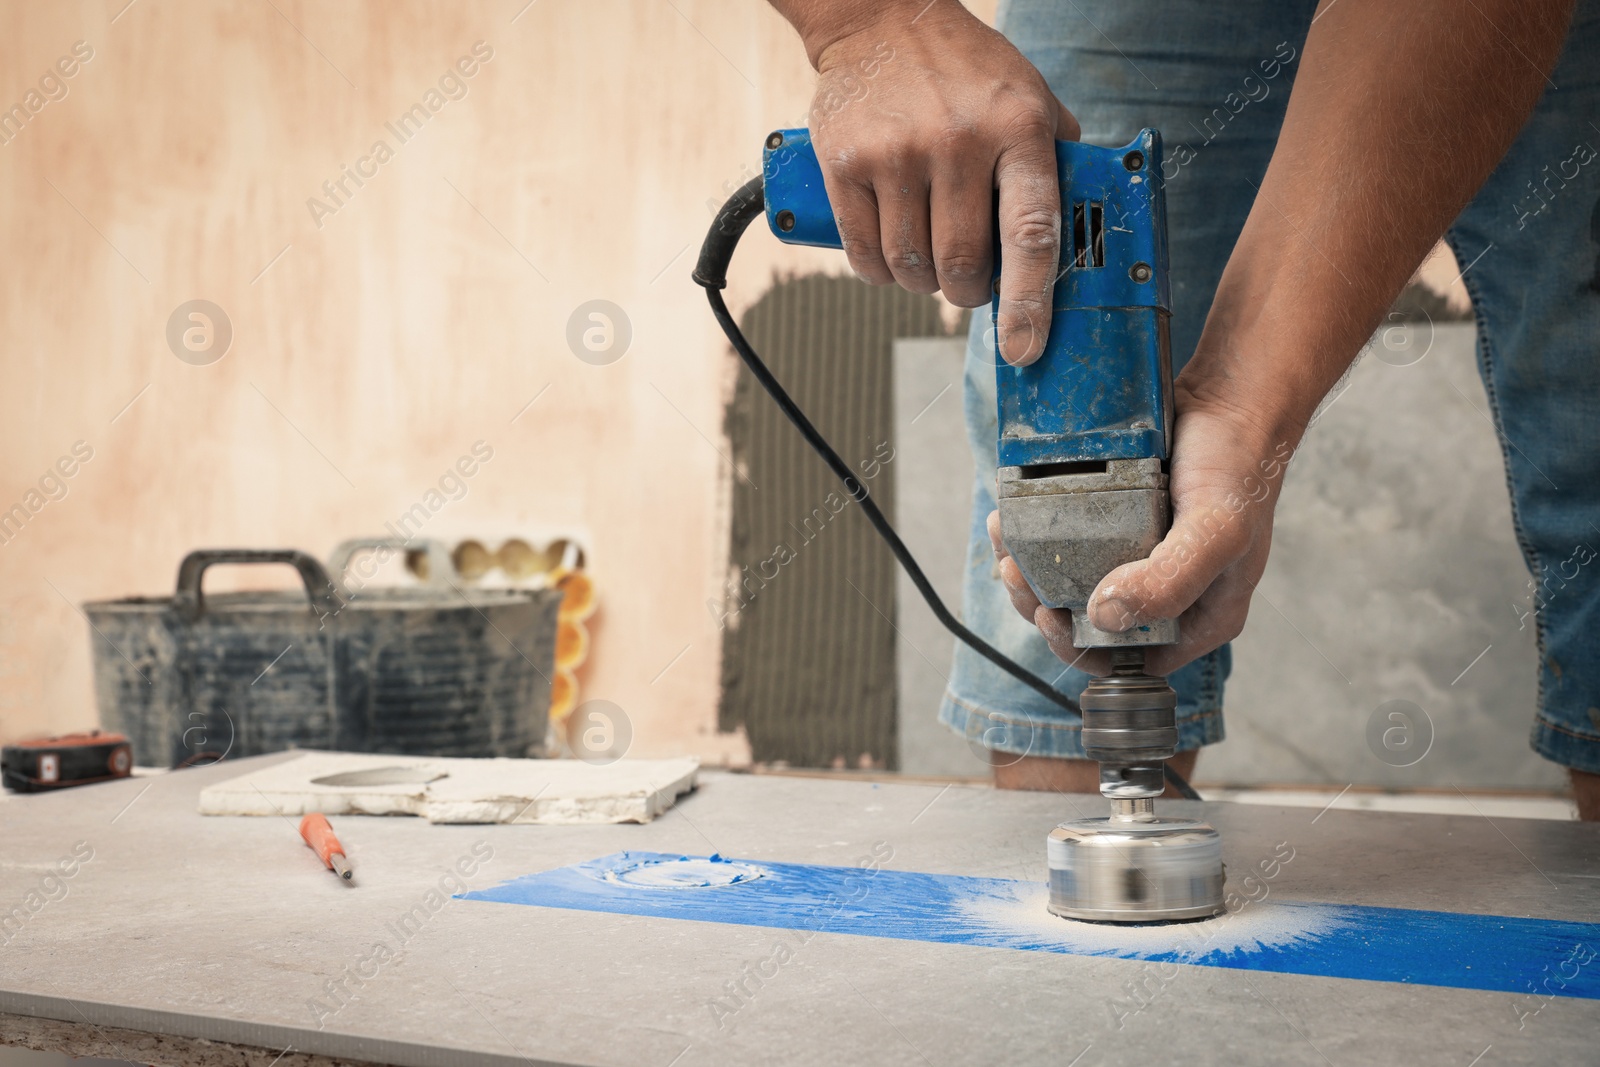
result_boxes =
[1576,770,1600,822]
[1447,2,1600,818]
[940,0,1319,788]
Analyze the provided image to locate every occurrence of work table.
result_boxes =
[1,753,1596,1067]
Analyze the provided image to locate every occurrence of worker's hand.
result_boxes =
[793,0,1078,365]
[990,394,1295,677]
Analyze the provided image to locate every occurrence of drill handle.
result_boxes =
[760,130,845,249]
[760,127,1169,316]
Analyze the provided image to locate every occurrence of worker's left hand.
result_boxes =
[990,392,1294,677]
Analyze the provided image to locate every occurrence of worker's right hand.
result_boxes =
[790,0,1078,365]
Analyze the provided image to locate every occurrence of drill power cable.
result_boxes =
[695,177,1200,803]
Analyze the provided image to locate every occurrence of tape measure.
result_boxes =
[1,730,133,793]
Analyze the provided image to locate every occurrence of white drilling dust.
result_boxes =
[957,882,1347,959]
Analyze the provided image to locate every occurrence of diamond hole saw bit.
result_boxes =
[697,127,1225,926]
[1049,649,1224,922]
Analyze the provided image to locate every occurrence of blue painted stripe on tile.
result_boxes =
[458,851,1600,1001]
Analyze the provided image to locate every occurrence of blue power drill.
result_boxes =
[749,128,1223,922]
[761,128,1175,649]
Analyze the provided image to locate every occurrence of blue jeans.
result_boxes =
[940,0,1600,773]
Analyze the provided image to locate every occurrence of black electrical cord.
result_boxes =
[695,176,1200,803]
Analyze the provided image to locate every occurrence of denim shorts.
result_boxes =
[940,0,1600,773]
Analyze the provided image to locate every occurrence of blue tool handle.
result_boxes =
[761,130,843,249]
[762,128,1169,313]
[762,127,1174,466]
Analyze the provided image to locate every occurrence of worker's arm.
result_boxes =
[995,0,1575,675]
[768,0,1077,364]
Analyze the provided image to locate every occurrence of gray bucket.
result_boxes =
[85,547,559,767]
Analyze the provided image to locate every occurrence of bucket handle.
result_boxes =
[173,549,343,622]
[326,538,455,595]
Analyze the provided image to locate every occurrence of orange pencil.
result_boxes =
[299,812,354,884]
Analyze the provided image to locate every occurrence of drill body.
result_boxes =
[763,128,1182,778]
[988,130,1176,652]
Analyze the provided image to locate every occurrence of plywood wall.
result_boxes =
[0,0,928,762]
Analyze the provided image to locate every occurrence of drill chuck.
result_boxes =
[1080,670,1179,765]
[1080,650,1179,801]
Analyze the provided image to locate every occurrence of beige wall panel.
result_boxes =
[0,0,946,761]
